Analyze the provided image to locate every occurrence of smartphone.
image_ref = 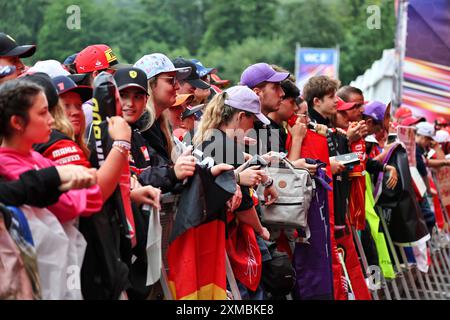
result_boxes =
[287,114,299,127]
[427,148,436,159]
[387,133,397,144]
[334,152,360,167]
[246,154,268,169]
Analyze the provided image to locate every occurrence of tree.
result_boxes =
[202,37,291,84]
[36,0,117,62]
[200,0,278,52]
[339,0,395,84]
[0,0,50,63]
[2,0,395,86]
[280,0,345,49]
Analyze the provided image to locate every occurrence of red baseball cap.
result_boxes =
[435,116,447,125]
[210,73,230,88]
[394,106,412,120]
[337,97,357,111]
[75,44,119,73]
[400,116,426,127]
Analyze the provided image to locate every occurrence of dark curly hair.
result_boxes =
[0,79,44,139]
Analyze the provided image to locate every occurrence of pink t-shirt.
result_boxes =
[0,147,103,223]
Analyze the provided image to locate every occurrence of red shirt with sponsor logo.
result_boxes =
[34,130,91,167]
[42,139,91,167]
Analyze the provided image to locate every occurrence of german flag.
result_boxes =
[166,166,236,300]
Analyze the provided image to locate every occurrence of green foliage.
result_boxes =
[36,0,116,62]
[339,0,396,84]
[280,0,345,49]
[202,37,291,84]
[200,0,278,52]
[1,0,396,85]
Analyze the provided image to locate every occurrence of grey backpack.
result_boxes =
[257,158,314,238]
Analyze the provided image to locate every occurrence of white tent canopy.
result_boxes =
[350,49,395,105]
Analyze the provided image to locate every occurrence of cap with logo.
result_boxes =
[416,122,435,138]
[113,67,148,94]
[224,85,269,125]
[0,33,36,58]
[172,57,210,90]
[191,59,217,78]
[75,44,119,73]
[240,63,289,88]
[362,101,388,122]
[134,53,191,80]
[52,75,93,103]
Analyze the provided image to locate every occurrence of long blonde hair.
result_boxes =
[144,76,174,158]
[75,108,90,158]
[51,101,74,139]
[193,92,241,147]
[52,101,90,158]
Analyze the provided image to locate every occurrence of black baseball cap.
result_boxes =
[0,33,36,58]
[172,57,210,90]
[68,73,90,86]
[21,72,59,110]
[113,67,148,94]
[281,79,300,99]
[52,75,93,103]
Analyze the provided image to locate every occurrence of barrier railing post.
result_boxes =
[158,193,180,300]
[398,246,421,299]
[225,253,242,300]
[351,226,380,300]
[377,206,412,299]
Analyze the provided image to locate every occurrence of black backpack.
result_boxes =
[261,242,296,297]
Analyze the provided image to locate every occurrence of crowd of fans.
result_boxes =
[1,32,449,300]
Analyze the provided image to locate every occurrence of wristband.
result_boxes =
[262,176,274,188]
[113,140,131,152]
[112,146,129,158]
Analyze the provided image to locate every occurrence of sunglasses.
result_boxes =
[159,76,177,86]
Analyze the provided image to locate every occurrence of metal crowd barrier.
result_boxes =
[363,172,450,300]
[154,169,450,301]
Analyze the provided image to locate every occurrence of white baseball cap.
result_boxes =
[416,122,435,138]
[434,129,450,143]
[134,53,191,80]
[28,60,70,78]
